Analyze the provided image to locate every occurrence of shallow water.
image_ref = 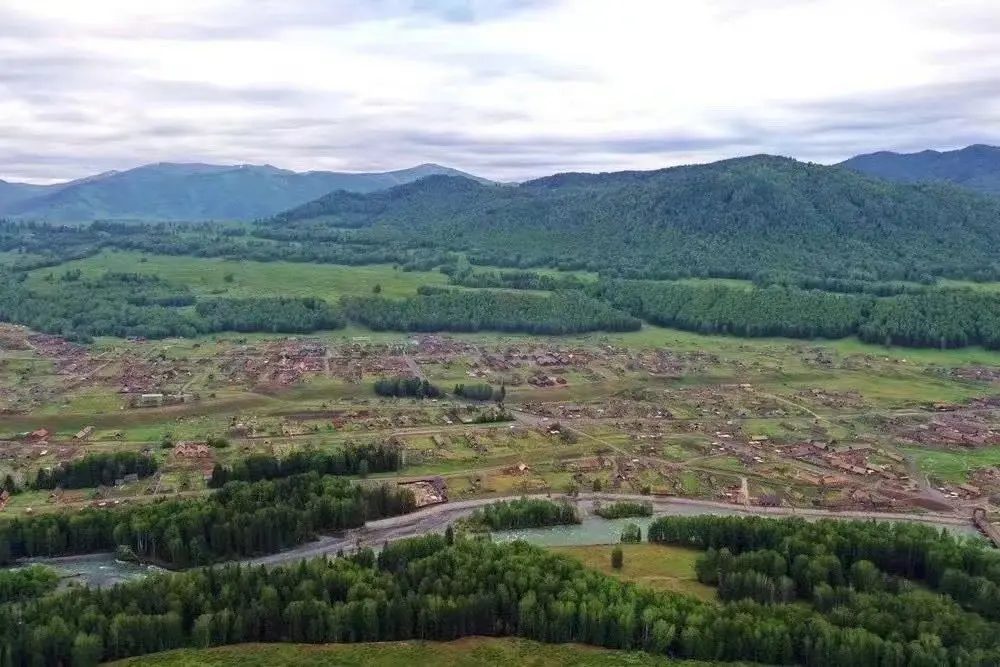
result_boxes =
[493,510,979,547]
[25,506,981,586]
[36,555,158,588]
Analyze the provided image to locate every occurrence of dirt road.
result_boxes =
[242,492,974,567]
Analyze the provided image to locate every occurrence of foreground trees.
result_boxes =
[6,521,1000,666]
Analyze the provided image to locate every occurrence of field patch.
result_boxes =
[27,251,446,300]
[549,544,715,600]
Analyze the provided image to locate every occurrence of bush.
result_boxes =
[595,501,653,519]
[206,436,229,449]
[621,523,642,543]
[611,545,624,570]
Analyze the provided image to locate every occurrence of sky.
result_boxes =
[2,0,999,184]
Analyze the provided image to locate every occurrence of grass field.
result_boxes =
[902,446,1000,485]
[27,251,447,299]
[110,638,730,666]
[549,544,715,601]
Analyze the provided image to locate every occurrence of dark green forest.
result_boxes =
[0,270,345,342]
[32,452,158,491]
[0,566,58,604]
[599,280,1000,348]
[6,516,1000,665]
[461,498,581,531]
[372,377,445,399]
[0,473,414,568]
[271,156,1000,282]
[207,442,404,488]
[593,501,653,520]
[343,289,641,335]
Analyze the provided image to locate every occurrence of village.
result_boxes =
[1,324,1000,524]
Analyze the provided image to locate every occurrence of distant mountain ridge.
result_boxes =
[839,144,1000,196]
[268,154,1000,283]
[0,162,488,222]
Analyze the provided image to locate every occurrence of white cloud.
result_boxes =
[1,0,998,182]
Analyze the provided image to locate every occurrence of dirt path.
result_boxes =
[403,355,425,380]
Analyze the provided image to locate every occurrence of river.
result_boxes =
[23,494,980,587]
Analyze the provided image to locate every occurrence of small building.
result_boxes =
[134,393,164,408]
[959,483,983,497]
[26,428,50,443]
[73,426,95,441]
[756,494,782,507]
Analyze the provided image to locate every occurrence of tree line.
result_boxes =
[593,501,653,519]
[0,271,346,342]
[752,272,934,296]
[648,514,1000,620]
[373,377,444,399]
[0,566,58,604]
[0,472,415,568]
[194,297,344,333]
[441,266,593,292]
[453,383,504,402]
[208,442,404,488]
[7,527,1000,666]
[32,452,158,491]
[343,289,641,335]
[460,498,581,532]
[599,279,1000,349]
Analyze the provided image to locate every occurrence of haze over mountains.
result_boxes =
[0,163,487,222]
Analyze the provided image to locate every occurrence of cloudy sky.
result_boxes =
[2,0,999,183]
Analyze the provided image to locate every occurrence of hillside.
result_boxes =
[0,162,486,222]
[267,155,1000,282]
[0,179,46,210]
[840,144,1000,196]
[111,638,720,666]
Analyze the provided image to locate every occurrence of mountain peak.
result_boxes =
[839,145,1000,196]
[0,162,489,222]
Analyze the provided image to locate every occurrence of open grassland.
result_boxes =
[549,544,715,601]
[26,251,447,299]
[903,446,1000,485]
[110,637,731,667]
[19,251,1000,364]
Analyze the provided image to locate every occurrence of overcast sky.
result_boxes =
[2,0,999,183]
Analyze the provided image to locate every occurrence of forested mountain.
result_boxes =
[840,144,1000,196]
[0,180,46,210]
[269,155,1000,282]
[0,162,486,222]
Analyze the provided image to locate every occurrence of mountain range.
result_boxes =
[839,144,1000,196]
[267,154,1000,283]
[2,144,999,223]
[0,162,487,222]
